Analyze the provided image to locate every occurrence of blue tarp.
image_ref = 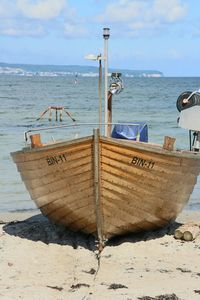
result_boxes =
[111,122,148,142]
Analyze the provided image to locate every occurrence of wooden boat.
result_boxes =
[11,127,200,244]
[10,29,200,245]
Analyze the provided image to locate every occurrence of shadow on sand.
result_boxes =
[3,214,96,251]
[107,220,182,247]
[3,213,182,251]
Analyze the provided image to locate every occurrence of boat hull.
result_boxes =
[11,132,200,241]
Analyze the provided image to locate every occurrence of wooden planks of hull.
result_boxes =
[35,181,93,209]
[41,201,96,234]
[99,137,200,238]
[11,136,93,163]
[101,142,200,177]
[24,169,92,191]
[101,159,196,205]
[15,146,92,179]
[29,173,93,203]
[11,136,97,235]
[11,132,200,241]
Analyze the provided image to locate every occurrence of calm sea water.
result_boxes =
[0,75,200,212]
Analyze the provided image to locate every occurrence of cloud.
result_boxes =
[0,0,17,17]
[64,22,88,38]
[153,0,187,22]
[98,0,147,23]
[0,18,46,37]
[0,1,88,38]
[17,0,66,20]
[97,0,188,35]
[0,23,45,37]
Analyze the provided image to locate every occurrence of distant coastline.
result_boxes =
[0,62,163,78]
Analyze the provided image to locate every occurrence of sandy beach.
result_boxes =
[0,210,200,300]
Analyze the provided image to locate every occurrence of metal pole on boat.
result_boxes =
[103,28,110,137]
[84,54,104,134]
[98,56,102,134]
[107,91,113,137]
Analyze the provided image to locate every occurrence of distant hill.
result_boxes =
[0,62,163,78]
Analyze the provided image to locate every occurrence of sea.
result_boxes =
[0,65,200,212]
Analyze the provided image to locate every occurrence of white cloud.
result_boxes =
[97,0,188,35]
[0,1,16,17]
[0,25,45,37]
[64,23,88,38]
[153,0,187,22]
[0,19,45,36]
[98,0,147,23]
[17,0,66,20]
[0,0,88,38]
[99,0,187,23]
[129,19,160,31]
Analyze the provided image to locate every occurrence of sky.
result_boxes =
[0,0,200,76]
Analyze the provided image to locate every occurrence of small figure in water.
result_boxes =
[74,73,78,84]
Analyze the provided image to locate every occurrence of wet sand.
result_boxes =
[0,210,200,300]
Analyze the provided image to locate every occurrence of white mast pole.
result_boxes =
[103,28,110,137]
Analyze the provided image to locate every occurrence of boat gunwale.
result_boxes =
[101,136,200,160]
[11,135,93,156]
[11,131,200,161]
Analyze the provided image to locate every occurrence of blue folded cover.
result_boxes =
[111,122,148,142]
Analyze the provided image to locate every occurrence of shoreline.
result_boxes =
[0,210,200,299]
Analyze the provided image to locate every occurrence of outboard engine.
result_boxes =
[177,90,200,151]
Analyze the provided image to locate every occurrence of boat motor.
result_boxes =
[177,89,200,151]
